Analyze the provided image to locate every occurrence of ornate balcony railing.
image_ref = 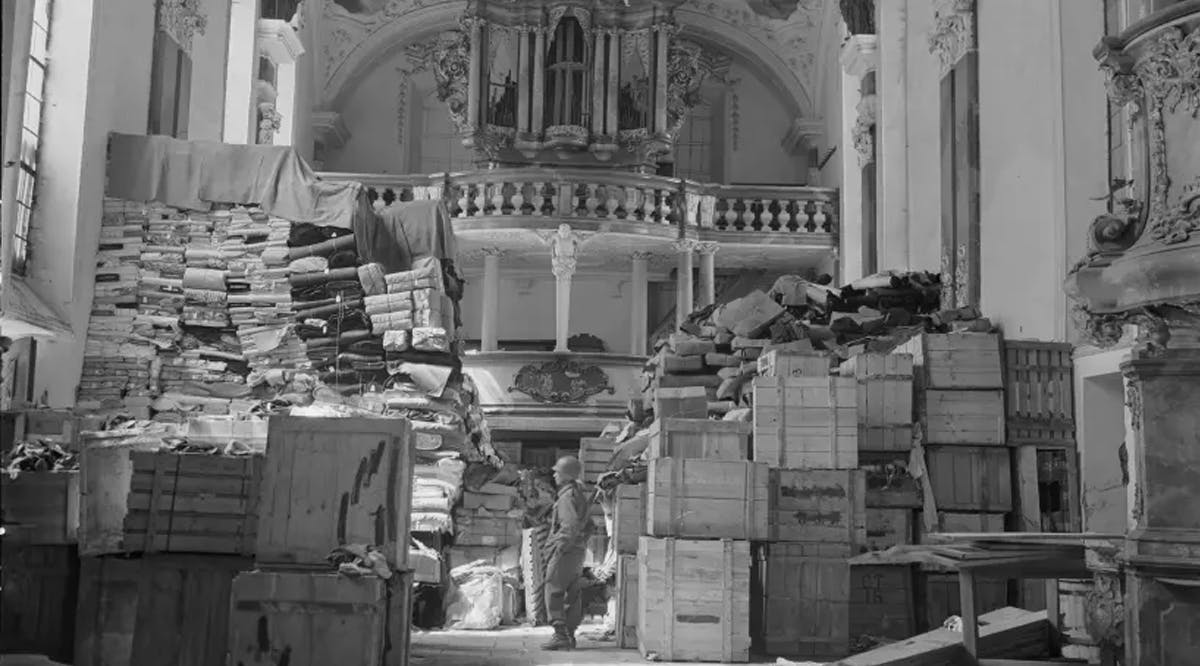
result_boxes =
[320,169,839,236]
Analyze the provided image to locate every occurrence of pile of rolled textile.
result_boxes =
[375,257,456,355]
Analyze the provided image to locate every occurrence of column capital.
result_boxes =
[695,241,720,256]
[840,34,879,78]
[671,239,699,254]
[929,0,976,78]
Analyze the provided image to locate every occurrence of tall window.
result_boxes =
[545,18,588,127]
[2,0,51,276]
[148,24,193,138]
[673,99,714,182]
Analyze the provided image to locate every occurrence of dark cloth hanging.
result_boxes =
[355,200,458,273]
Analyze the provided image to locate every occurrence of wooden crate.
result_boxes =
[454,512,522,548]
[18,408,82,450]
[654,386,708,420]
[579,436,618,485]
[866,507,915,551]
[616,554,639,649]
[918,572,1009,631]
[894,332,1003,390]
[1013,444,1081,533]
[638,537,751,663]
[843,353,914,452]
[1004,340,1076,445]
[646,418,750,461]
[492,440,523,462]
[228,570,412,666]
[919,389,1005,445]
[752,376,858,469]
[0,470,79,545]
[613,483,645,554]
[850,564,916,641]
[74,554,252,666]
[0,544,79,662]
[79,447,262,556]
[756,544,850,659]
[258,416,414,569]
[768,469,866,552]
[757,350,832,378]
[860,452,923,509]
[919,511,1007,541]
[924,445,1013,512]
[646,458,769,540]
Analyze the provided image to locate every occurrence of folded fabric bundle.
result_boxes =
[286,233,357,260]
[182,267,228,291]
[183,288,228,305]
[412,327,450,353]
[327,309,371,333]
[292,298,366,321]
[348,339,384,356]
[328,249,359,269]
[364,293,414,316]
[370,311,415,333]
[289,266,359,289]
[382,330,410,352]
[289,222,354,248]
[261,245,291,266]
[288,256,329,273]
[358,263,386,296]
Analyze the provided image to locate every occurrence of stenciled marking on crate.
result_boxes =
[676,613,722,624]
[777,483,848,500]
[336,438,399,546]
[790,509,847,526]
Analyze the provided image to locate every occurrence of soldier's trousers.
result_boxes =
[544,543,586,630]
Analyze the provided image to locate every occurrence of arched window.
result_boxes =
[544,17,587,127]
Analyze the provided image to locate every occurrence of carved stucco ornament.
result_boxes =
[927,0,975,78]
[1083,573,1126,659]
[407,29,473,135]
[852,94,877,166]
[158,0,208,55]
[508,359,616,404]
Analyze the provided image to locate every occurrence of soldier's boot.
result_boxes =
[541,623,573,651]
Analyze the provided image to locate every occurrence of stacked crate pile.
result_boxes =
[637,407,761,663]
[451,482,523,568]
[226,416,416,665]
[839,352,920,644]
[71,432,263,665]
[1003,341,1081,620]
[750,351,863,661]
[893,332,1014,629]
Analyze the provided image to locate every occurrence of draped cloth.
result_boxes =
[356,200,458,273]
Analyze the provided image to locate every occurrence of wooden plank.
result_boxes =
[616,554,639,649]
[638,537,751,663]
[1003,340,1075,446]
[646,418,750,461]
[258,416,414,569]
[757,350,832,378]
[924,446,1013,512]
[961,570,979,657]
[753,376,858,469]
[74,554,252,666]
[893,333,1002,390]
[646,458,769,540]
[919,389,1005,445]
[769,469,866,551]
[758,544,851,659]
[920,511,1006,542]
[850,564,916,642]
[227,570,411,666]
[613,484,645,555]
[838,607,1051,665]
[1014,445,1042,532]
[0,470,80,545]
[0,544,79,662]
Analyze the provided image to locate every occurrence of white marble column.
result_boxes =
[630,251,651,355]
[840,35,879,284]
[480,248,503,352]
[549,225,581,353]
[696,242,719,307]
[673,240,696,326]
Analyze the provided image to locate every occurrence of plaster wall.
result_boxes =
[903,0,941,273]
[187,0,232,141]
[976,0,1107,341]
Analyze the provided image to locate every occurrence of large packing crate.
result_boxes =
[753,543,850,659]
[453,511,523,547]
[849,564,916,641]
[866,507,915,551]
[74,554,252,666]
[860,453,923,509]
[646,418,750,461]
[768,469,866,553]
[227,570,413,666]
[79,446,262,556]
[1004,340,1076,445]
[616,554,639,649]
[613,483,645,554]
[0,470,79,545]
[752,376,858,469]
[919,572,1009,631]
[646,458,769,540]
[639,537,751,663]
[654,386,709,419]
[841,353,914,452]
[924,445,1013,512]
[0,544,79,662]
[918,389,1005,445]
[257,416,414,569]
[756,350,832,378]
[579,436,618,485]
[893,332,1003,390]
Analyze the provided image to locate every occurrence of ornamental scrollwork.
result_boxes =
[408,30,473,134]
[1083,573,1126,658]
[852,94,878,166]
[508,359,616,404]
[665,39,718,141]
[158,0,208,55]
[928,0,975,77]
[1123,369,1143,431]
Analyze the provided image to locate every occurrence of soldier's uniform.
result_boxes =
[542,459,594,650]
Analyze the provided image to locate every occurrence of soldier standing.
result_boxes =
[541,455,593,651]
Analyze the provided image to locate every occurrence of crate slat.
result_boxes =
[613,484,645,555]
[1004,340,1076,445]
[616,554,639,649]
[924,445,1013,513]
[893,332,1003,390]
[639,537,751,663]
[753,376,858,469]
[646,458,769,541]
[756,544,850,660]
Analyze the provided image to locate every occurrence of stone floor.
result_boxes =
[410,624,786,665]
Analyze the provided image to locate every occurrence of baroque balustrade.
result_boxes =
[322,169,838,235]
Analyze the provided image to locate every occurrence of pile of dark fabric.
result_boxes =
[3,440,78,477]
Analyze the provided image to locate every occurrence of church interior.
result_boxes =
[0,0,1198,664]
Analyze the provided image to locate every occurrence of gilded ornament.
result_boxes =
[508,360,615,404]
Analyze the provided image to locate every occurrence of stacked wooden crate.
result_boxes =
[893,332,1013,627]
[637,416,761,662]
[227,416,416,666]
[71,439,263,666]
[751,352,863,661]
[452,481,523,567]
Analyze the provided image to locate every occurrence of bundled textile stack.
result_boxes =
[374,258,456,354]
[77,201,156,408]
